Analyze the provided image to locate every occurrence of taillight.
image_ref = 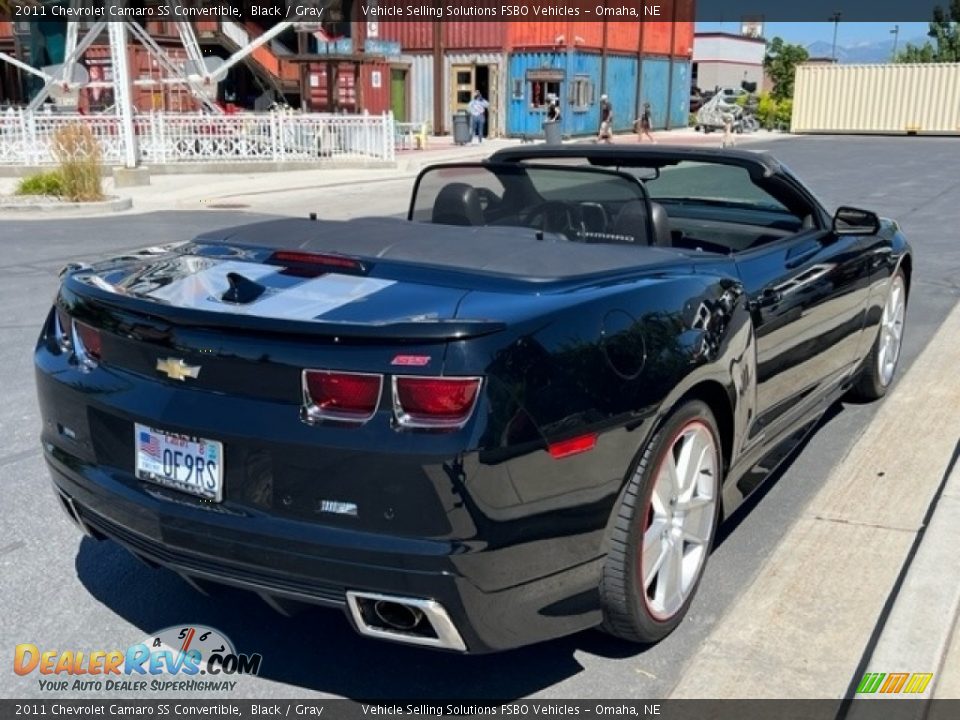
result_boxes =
[269,251,367,276]
[73,321,102,368]
[393,376,482,429]
[303,370,382,423]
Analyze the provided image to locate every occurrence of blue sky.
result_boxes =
[695,21,931,47]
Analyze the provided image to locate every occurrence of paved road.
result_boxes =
[1,136,958,700]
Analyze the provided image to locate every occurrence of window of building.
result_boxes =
[529,80,561,108]
[570,76,594,111]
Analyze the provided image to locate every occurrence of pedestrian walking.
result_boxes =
[597,94,613,144]
[634,102,656,143]
[468,90,489,144]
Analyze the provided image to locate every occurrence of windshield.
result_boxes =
[409,163,649,243]
[627,161,789,213]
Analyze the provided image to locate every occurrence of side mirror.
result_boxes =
[832,206,880,236]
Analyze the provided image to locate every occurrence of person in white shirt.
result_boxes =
[468,91,490,143]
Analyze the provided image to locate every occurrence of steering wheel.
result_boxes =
[520,201,581,238]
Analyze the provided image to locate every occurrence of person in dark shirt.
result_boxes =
[546,96,561,123]
[635,102,656,143]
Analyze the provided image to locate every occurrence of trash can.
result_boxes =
[542,120,562,145]
[452,111,471,145]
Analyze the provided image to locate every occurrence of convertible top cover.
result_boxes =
[194,216,680,281]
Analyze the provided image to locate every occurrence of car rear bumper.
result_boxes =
[35,315,637,652]
[43,436,606,654]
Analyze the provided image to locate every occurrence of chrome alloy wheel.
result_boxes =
[878,274,906,387]
[640,421,719,620]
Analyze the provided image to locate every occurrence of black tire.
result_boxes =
[600,400,722,643]
[848,270,907,402]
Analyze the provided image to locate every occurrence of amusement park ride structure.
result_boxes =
[0,0,296,167]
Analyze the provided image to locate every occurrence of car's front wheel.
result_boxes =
[848,269,907,401]
[600,400,722,643]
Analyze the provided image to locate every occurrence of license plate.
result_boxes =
[134,424,223,502]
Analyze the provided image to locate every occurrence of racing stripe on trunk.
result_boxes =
[143,259,394,320]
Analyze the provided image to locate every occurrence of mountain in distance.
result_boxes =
[804,36,928,63]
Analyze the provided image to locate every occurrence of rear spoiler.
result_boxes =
[61,275,506,344]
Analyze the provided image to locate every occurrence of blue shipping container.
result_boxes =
[638,56,670,130]
[670,60,691,129]
[508,51,639,138]
[604,55,639,133]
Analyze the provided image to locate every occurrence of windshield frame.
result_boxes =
[407,161,648,223]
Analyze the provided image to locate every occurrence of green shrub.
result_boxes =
[50,124,104,202]
[15,171,64,197]
[775,99,793,130]
[755,92,779,130]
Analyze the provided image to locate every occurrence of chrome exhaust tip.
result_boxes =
[54,487,96,539]
[374,599,424,631]
[346,591,467,652]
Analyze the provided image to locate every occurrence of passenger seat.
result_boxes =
[431,183,484,226]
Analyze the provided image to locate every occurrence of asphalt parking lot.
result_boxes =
[2,135,959,700]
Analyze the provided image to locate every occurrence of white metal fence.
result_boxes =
[0,110,396,166]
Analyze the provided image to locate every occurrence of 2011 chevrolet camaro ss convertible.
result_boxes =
[36,146,911,653]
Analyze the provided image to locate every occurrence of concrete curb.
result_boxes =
[668,298,960,699]
[0,195,132,214]
[848,449,960,705]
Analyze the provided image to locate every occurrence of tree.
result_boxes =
[895,0,960,62]
[763,37,810,101]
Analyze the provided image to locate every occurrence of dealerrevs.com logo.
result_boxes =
[14,625,263,693]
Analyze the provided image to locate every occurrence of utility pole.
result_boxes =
[830,12,842,61]
[891,25,900,61]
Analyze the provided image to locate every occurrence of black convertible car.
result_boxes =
[36,146,910,653]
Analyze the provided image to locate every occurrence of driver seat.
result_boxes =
[432,182,484,226]
[610,200,672,246]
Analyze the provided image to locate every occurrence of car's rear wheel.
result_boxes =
[600,400,721,643]
[849,270,907,401]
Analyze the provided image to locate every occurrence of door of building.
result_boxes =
[390,68,407,122]
[451,64,475,118]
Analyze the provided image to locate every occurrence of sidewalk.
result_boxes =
[0,127,790,218]
[669,299,960,701]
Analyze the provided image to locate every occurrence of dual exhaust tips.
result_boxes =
[346,591,467,652]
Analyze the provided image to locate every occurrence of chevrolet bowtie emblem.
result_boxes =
[156,357,201,382]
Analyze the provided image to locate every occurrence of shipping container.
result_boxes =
[507,51,624,137]
[669,59,691,128]
[604,54,639,131]
[506,22,570,51]
[375,22,434,52]
[399,53,435,128]
[445,51,506,137]
[305,61,361,111]
[506,22,608,52]
[360,61,392,115]
[673,9,695,57]
[641,22,674,56]
[444,22,504,51]
[606,21,641,54]
[638,55,670,129]
[793,63,960,135]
